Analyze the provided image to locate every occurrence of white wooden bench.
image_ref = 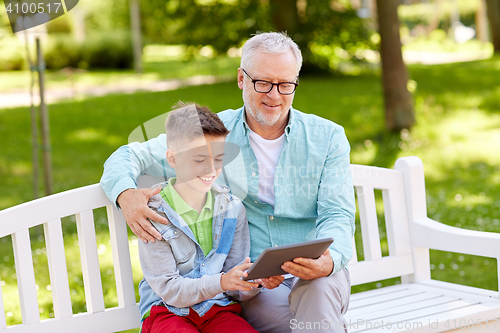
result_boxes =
[1,156,499,332]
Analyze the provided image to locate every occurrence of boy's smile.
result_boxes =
[166,135,226,212]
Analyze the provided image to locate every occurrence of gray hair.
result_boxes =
[240,32,303,75]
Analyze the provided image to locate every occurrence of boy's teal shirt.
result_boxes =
[101,106,356,275]
[160,177,213,256]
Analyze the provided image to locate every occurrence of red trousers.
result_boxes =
[141,303,258,333]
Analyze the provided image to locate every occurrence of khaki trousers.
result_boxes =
[240,268,351,333]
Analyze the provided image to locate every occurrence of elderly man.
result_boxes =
[101,32,355,333]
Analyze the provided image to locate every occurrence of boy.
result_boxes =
[138,102,268,333]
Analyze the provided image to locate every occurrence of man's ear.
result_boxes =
[166,149,177,168]
[237,68,244,90]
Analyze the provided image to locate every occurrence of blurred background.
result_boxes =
[0,0,499,330]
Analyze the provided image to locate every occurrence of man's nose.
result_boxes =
[267,84,281,99]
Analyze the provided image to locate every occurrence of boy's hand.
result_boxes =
[254,275,285,290]
[221,257,259,291]
[117,186,169,243]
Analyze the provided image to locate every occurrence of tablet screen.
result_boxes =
[243,238,334,281]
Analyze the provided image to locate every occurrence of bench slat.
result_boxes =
[12,229,40,324]
[384,299,478,324]
[0,306,141,333]
[349,254,414,286]
[382,188,411,256]
[350,284,413,301]
[107,205,136,307]
[347,292,442,317]
[76,210,105,313]
[349,300,479,332]
[418,304,500,332]
[349,288,423,310]
[358,304,500,333]
[347,295,458,322]
[351,165,401,190]
[356,186,382,261]
[43,219,73,319]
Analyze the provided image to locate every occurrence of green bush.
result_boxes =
[43,31,133,70]
[0,36,26,71]
[82,31,133,69]
[44,34,82,69]
[46,14,73,34]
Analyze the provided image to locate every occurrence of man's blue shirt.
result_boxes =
[100,107,356,274]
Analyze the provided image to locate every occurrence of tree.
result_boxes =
[485,0,500,53]
[375,0,415,131]
[139,0,373,72]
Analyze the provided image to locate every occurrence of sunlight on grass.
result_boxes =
[403,38,493,54]
[67,128,123,146]
[410,109,500,181]
[0,55,241,93]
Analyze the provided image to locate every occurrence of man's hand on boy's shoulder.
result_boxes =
[117,186,170,243]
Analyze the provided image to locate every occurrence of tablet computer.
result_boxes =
[243,237,334,281]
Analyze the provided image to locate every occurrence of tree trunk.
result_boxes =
[375,0,415,131]
[485,0,500,53]
[130,0,143,73]
[476,0,488,43]
[269,0,299,35]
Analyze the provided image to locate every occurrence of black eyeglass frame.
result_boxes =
[241,68,299,95]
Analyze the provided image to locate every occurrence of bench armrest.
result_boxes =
[411,217,500,259]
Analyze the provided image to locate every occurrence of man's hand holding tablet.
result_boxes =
[243,238,334,281]
[281,248,334,280]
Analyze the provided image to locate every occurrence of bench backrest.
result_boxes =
[0,185,140,333]
[0,156,424,332]
[349,164,414,285]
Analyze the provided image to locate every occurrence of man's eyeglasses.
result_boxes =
[242,68,299,95]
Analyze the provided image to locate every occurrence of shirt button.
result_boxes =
[274,244,278,247]
[174,231,177,234]
[270,216,274,220]
[220,206,224,210]
[254,201,258,204]
[252,172,256,177]
[202,263,205,267]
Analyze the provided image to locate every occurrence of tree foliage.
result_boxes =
[141,0,271,54]
[139,0,374,72]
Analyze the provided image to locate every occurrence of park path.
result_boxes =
[0,74,233,109]
[0,49,492,109]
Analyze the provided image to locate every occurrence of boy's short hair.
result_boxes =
[165,101,229,151]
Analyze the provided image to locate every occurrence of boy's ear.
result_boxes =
[166,149,177,168]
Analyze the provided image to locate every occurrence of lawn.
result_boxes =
[0,46,241,93]
[0,55,500,329]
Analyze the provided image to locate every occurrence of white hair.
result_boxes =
[240,32,303,76]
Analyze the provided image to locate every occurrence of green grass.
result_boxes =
[0,49,241,92]
[1,55,500,329]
